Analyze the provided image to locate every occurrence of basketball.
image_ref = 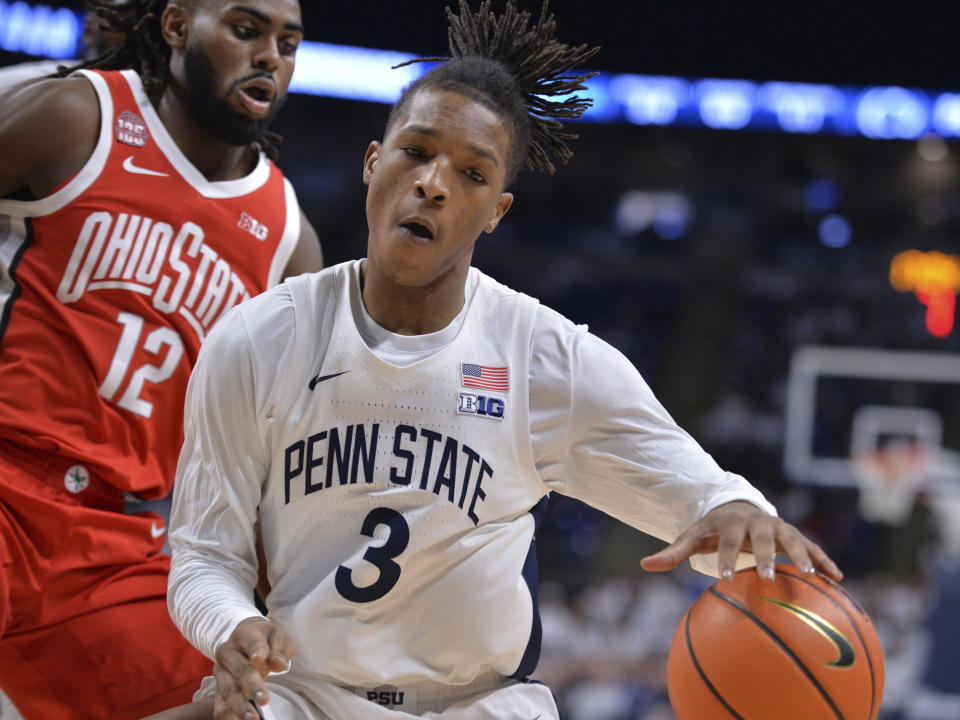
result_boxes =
[667,564,884,720]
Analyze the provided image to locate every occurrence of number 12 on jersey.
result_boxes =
[98,311,184,418]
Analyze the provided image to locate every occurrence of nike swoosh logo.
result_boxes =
[309,370,349,390]
[150,522,166,538]
[123,155,169,177]
[763,597,856,667]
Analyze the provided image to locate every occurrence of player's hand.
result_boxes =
[639,500,843,583]
[213,617,296,720]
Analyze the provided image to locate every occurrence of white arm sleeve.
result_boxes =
[167,294,292,660]
[530,309,776,576]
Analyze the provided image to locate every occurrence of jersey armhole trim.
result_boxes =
[510,292,547,498]
[267,178,301,287]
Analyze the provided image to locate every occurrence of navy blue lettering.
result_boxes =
[284,440,304,504]
[418,428,442,490]
[288,423,491,524]
[305,431,327,494]
[459,444,480,509]
[468,459,491,525]
[390,425,416,485]
[366,691,406,706]
[351,423,379,484]
[432,437,459,502]
[335,507,409,602]
[325,426,354,488]
[486,397,504,418]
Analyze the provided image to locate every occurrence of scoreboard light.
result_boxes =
[890,250,960,337]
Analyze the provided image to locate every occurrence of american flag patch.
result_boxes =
[460,363,508,392]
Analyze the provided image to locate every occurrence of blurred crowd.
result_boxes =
[534,541,957,719]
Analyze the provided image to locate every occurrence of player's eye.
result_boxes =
[279,38,299,56]
[233,24,257,40]
[466,169,486,184]
[402,146,426,159]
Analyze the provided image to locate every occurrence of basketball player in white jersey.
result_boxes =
[162,2,842,718]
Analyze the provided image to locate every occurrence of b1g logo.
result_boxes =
[457,391,505,419]
[238,211,269,240]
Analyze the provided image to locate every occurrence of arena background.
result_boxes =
[2,2,960,718]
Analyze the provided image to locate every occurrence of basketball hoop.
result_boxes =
[852,440,929,525]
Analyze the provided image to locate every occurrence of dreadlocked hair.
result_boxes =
[392,0,599,182]
[56,1,170,97]
[54,0,283,161]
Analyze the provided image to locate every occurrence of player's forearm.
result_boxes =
[537,328,777,545]
[168,551,265,661]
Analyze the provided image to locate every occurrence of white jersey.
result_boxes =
[169,259,775,694]
[0,59,63,92]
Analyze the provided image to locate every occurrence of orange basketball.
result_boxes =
[667,564,884,720]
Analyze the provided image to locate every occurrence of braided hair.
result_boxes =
[57,1,283,160]
[56,1,170,97]
[392,0,600,183]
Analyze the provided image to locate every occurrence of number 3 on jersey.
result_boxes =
[98,311,184,418]
[336,507,410,603]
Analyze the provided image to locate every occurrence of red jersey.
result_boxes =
[0,69,301,499]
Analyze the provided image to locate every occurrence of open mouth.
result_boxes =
[236,78,275,114]
[401,222,435,241]
[243,86,270,102]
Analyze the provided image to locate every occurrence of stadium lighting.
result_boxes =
[4,0,960,143]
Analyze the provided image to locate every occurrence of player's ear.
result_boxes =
[484,192,513,234]
[362,142,380,186]
[161,2,189,50]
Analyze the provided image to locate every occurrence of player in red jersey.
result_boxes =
[0,1,321,718]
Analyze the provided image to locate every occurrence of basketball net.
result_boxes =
[852,440,929,525]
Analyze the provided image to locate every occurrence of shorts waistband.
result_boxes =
[341,670,508,713]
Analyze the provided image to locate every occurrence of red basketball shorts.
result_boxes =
[0,438,212,719]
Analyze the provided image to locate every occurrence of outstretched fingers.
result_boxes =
[744,514,777,582]
[775,524,843,581]
[640,501,844,584]
[715,515,749,581]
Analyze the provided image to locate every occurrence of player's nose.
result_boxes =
[252,37,281,72]
[414,159,450,205]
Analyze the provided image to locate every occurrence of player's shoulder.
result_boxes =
[210,281,295,346]
[532,302,587,337]
[0,73,101,193]
[5,72,99,122]
[282,260,351,310]
[472,267,589,347]
[200,282,298,381]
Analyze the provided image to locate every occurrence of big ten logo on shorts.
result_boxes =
[116,111,148,147]
[457,391,505,419]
